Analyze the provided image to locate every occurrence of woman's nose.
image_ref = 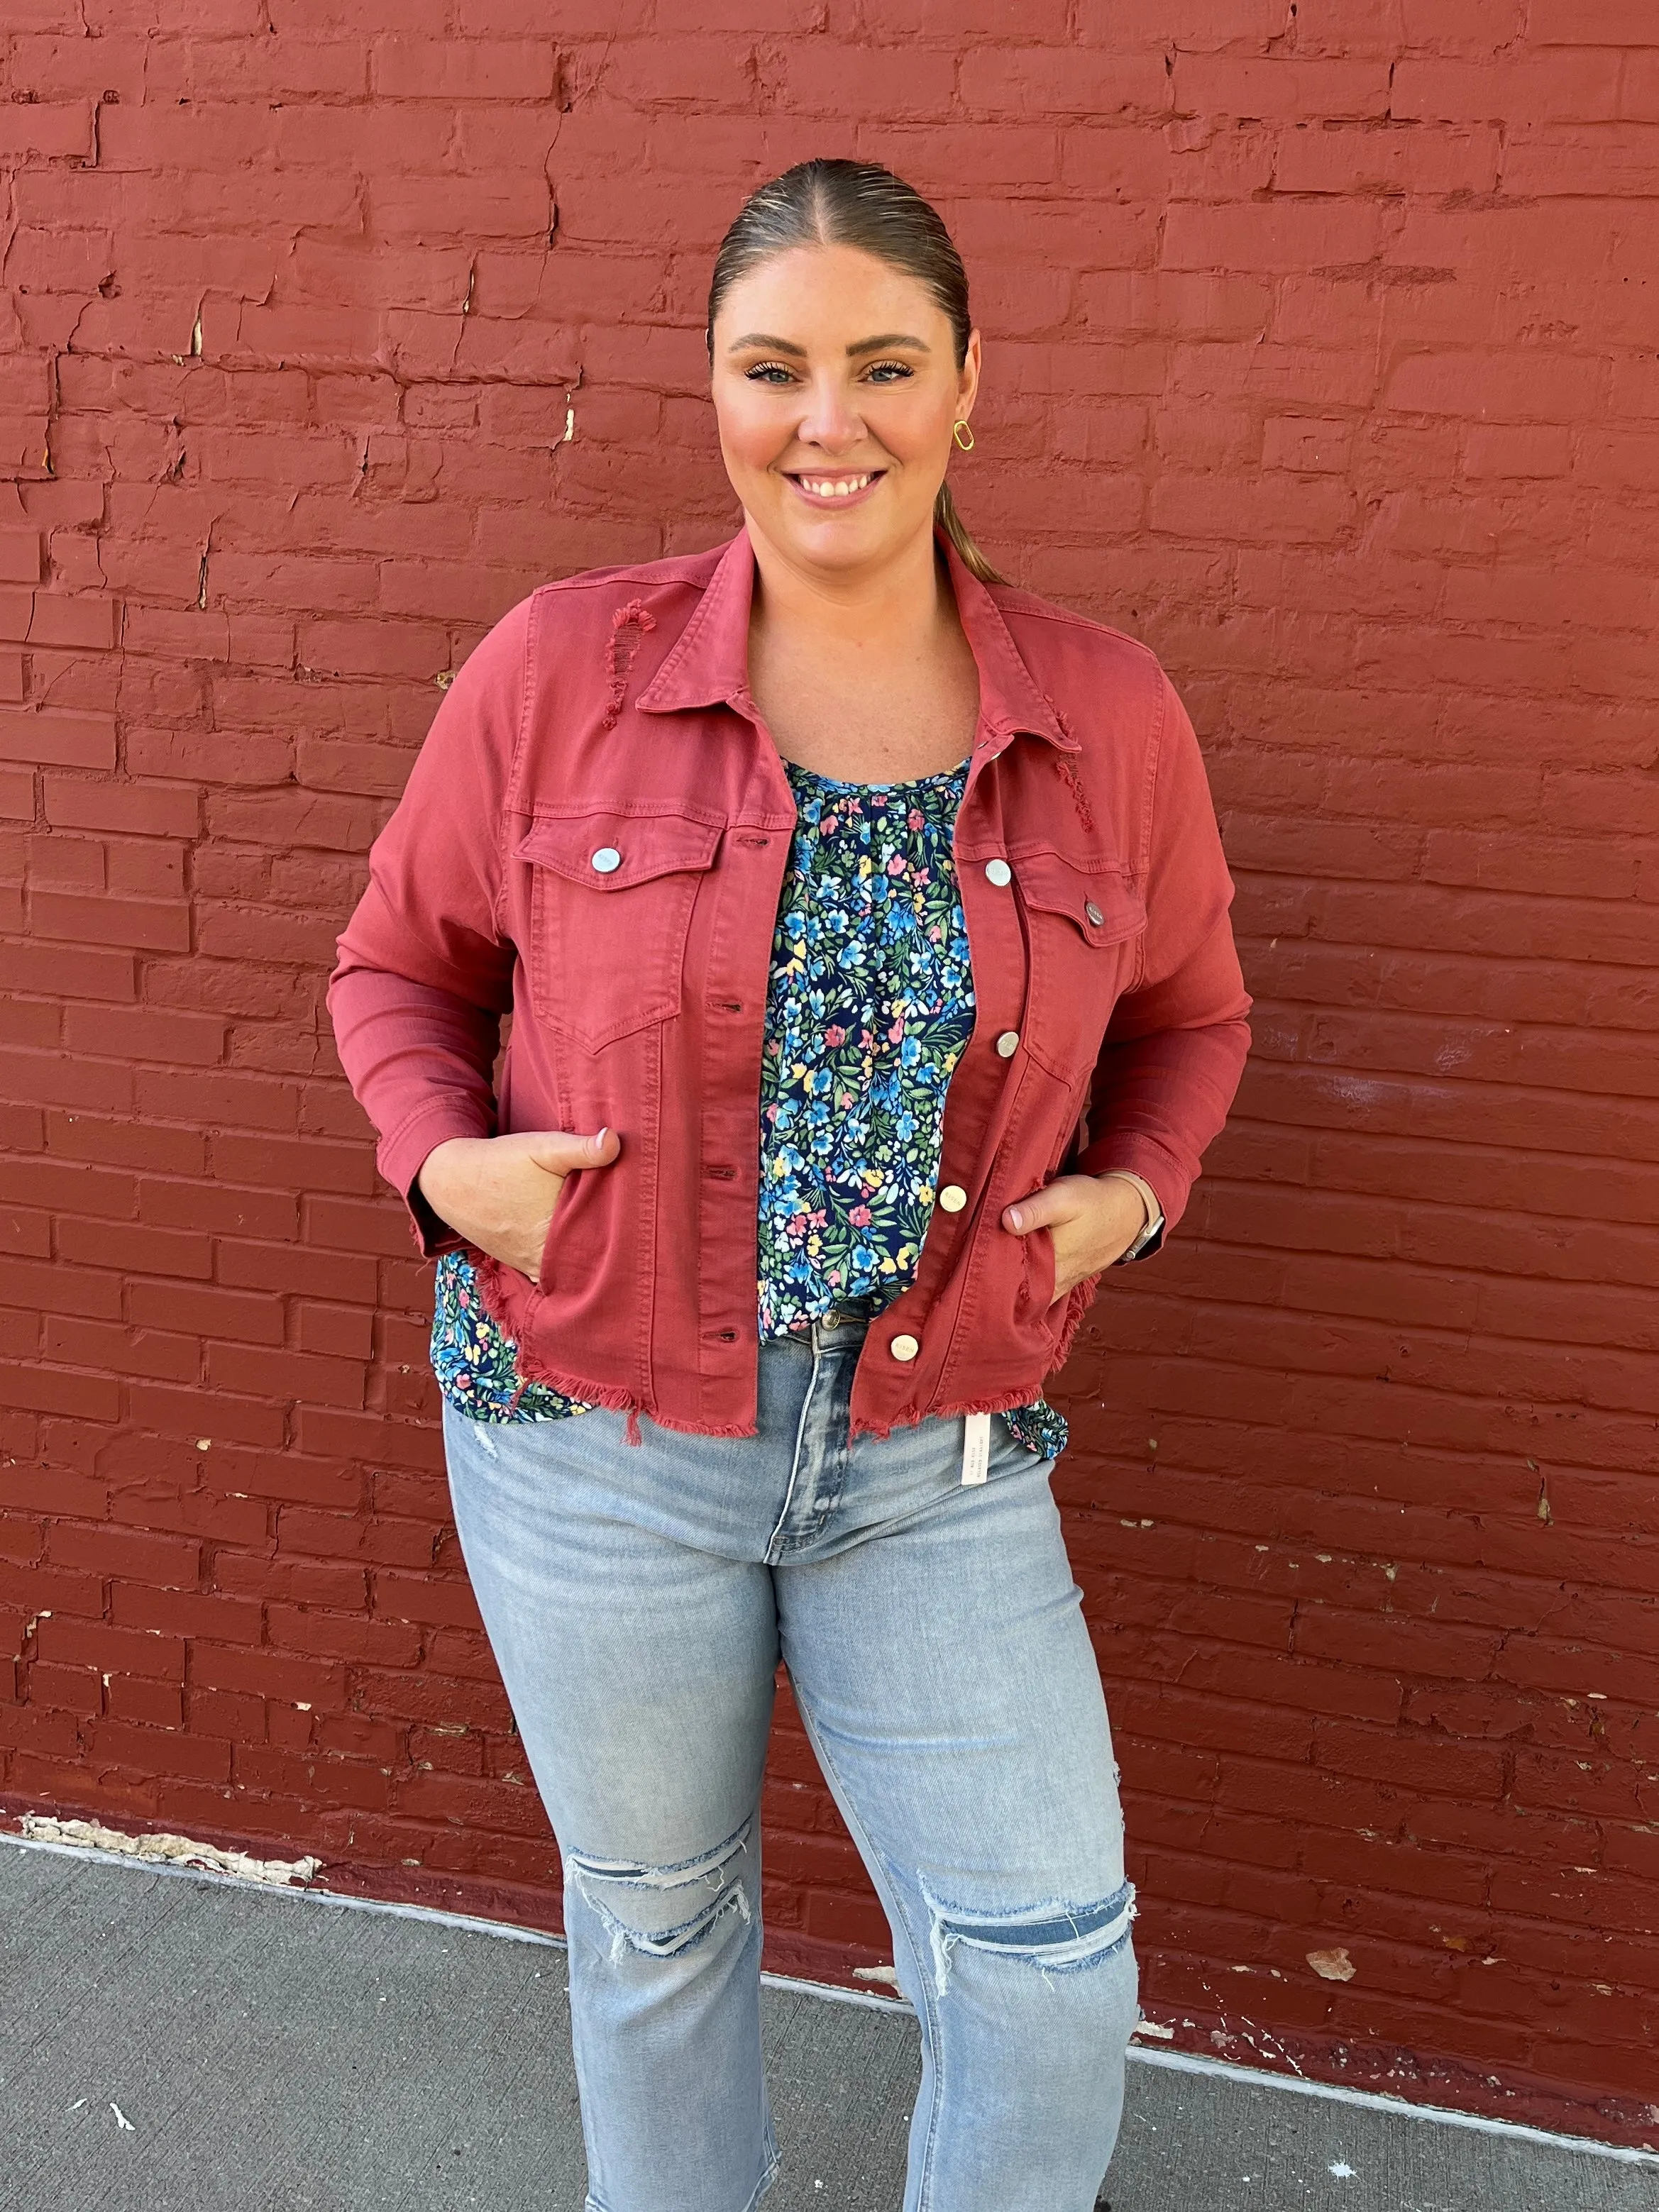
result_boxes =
[795,375,864,451]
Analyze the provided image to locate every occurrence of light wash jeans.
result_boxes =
[441,1307,1139,2212]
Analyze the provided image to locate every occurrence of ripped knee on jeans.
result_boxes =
[566,1817,754,1964]
[922,1876,1137,1998]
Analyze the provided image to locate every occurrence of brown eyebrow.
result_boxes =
[726,333,808,357]
[724,332,932,358]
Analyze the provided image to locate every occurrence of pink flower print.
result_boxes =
[888,1019,906,1044]
[825,1025,847,1046]
[908,809,925,830]
[848,1204,873,1227]
[886,854,907,876]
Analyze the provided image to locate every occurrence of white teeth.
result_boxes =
[800,474,871,498]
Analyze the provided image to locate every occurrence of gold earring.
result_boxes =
[952,419,976,451]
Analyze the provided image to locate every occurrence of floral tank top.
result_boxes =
[430,761,1068,1461]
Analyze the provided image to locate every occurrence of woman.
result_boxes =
[329,159,1250,2212]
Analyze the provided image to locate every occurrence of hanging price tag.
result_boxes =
[961,1411,991,1486]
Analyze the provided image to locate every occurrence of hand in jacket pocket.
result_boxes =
[417,1128,622,1281]
[1001,1172,1149,1303]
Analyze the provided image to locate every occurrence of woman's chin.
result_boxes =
[759,502,925,577]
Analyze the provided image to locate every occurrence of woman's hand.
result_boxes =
[1001,1173,1150,1303]
[417,1128,622,1281]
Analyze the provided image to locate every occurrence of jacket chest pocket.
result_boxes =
[517,808,724,1053]
[1012,849,1146,1079]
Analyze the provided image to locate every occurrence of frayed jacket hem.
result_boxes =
[470,1254,759,1442]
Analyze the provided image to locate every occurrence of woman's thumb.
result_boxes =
[524,1127,620,1176]
[1001,1184,1059,1235]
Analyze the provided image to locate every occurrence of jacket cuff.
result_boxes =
[377,1099,497,1259]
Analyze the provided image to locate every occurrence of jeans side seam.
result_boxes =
[581,2118,777,2212]
[746,2135,783,2211]
[788,1693,947,2212]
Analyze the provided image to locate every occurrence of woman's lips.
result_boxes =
[786,470,885,509]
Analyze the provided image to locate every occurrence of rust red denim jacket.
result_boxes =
[328,531,1252,1442]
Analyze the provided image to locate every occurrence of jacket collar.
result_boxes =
[635,526,1074,751]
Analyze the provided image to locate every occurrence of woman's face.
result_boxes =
[710,242,980,581]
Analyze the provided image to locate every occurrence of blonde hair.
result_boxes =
[707,159,1005,587]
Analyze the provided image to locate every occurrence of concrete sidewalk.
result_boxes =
[1,1834,1653,2212]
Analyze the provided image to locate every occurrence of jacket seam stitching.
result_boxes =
[1129,675,1171,992]
[537,561,714,597]
[994,597,1164,658]
[493,591,539,934]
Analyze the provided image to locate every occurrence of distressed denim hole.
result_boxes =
[922,1876,1137,1996]
[461,1420,500,1461]
[566,1817,753,1963]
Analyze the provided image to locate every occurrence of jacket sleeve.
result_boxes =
[1073,671,1252,1233]
[326,594,534,1254]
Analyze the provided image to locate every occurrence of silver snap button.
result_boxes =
[1085,900,1105,926]
[937,1185,968,1214]
[889,1333,920,1363]
[590,846,622,874]
[996,1030,1020,1058]
[985,858,1013,888]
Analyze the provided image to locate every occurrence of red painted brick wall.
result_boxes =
[2,0,1655,2149]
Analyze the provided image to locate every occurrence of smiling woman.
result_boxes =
[328,157,1252,2212]
[707,157,999,589]
[715,236,985,783]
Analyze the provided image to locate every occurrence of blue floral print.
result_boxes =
[430,761,1067,1461]
[430,1248,591,1422]
[756,764,976,1332]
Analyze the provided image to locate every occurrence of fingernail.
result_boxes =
[1008,1206,1023,1231]
[593,1127,609,1151]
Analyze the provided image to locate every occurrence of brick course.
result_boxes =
[1,0,1655,2150]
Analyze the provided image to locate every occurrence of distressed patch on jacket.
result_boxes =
[601,598,656,729]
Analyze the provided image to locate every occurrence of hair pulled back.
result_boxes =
[707,158,1004,586]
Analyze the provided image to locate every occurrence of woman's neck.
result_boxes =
[744,517,947,668]
[742,521,981,783]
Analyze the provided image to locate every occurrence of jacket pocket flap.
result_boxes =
[517,810,724,890]
[1015,853,1146,947]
